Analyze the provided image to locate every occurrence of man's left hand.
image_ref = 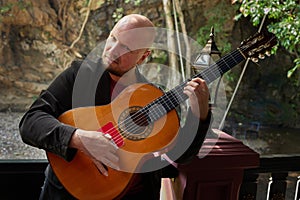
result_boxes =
[183,78,209,121]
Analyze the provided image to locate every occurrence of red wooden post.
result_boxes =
[175,129,260,200]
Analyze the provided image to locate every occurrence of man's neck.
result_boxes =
[109,73,121,82]
[109,68,137,86]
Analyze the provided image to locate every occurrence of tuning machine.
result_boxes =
[251,57,259,63]
[258,53,265,59]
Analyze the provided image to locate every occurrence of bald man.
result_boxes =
[19,14,211,199]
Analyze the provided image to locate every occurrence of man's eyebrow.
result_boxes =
[110,33,133,52]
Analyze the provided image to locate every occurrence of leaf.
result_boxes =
[234,13,242,21]
[90,0,105,11]
[287,60,300,78]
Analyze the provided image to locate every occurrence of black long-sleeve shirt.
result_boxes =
[19,59,211,199]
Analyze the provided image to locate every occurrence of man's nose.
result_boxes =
[107,42,119,58]
[108,42,127,59]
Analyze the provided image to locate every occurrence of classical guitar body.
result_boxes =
[47,83,180,200]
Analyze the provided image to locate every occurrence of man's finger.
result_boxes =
[93,159,108,176]
[104,133,112,140]
[101,157,120,171]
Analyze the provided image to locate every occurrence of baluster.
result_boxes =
[295,176,300,200]
[239,170,258,200]
[258,173,271,200]
[267,172,288,200]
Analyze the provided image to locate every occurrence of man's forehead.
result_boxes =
[112,27,155,50]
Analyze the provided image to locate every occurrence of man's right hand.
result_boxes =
[70,129,120,176]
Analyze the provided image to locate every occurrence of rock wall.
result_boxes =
[0,0,298,127]
[0,0,231,110]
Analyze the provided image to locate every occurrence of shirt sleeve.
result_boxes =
[19,61,82,161]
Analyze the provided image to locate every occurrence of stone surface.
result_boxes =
[0,112,46,159]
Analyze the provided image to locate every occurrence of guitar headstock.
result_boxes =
[239,31,277,62]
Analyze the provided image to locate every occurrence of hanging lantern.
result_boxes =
[192,27,222,107]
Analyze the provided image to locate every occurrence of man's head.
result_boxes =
[102,14,155,79]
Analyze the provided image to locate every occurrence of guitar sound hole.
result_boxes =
[125,111,149,135]
[118,106,153,141]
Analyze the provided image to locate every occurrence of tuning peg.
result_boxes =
[251,57,259,63]
[259,53,265,59]
[265,51,271,56]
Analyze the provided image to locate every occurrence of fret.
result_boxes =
[200,71,211,83]
[146,104,163,122]
[216,59,230,76]
[158,104,166,118]
[208,69,219,81]
[160,94,172,111]
[218,65,226,76]
[148,110,156,122]
[165,91,177,109]
[174,86,186,103]
[233,50,245,63]
[224,58,231,69]
[229,51,239,65]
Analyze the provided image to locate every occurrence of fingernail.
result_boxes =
[104,133,112,139]
[111,165,120,171]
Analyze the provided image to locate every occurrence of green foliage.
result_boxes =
[151,50,168,64]
[0,1,31,14]
[112,0,142,22]
[0,4,13,14]
[196,2,239,85]
[197,1,238,54]
[112,7,124,22]
[125,0,142,6]
[0,1,32,23]
[236,0,300,78]
[16,1,32,10]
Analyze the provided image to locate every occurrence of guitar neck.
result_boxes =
[141,48,245,123]
[194,49,245,84]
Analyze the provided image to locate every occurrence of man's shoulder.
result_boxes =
[67,59,104,75]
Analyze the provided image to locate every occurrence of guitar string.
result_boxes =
[103,35,275,144]
[115,60,240,141]
[105,48,246,144]
[107,32,277,144]
[106,48,246,144]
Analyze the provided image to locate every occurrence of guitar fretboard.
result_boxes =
[139,48,245,123]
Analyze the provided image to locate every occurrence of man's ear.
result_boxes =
[137,50,151,65]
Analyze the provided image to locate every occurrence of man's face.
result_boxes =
[102,25,150,77]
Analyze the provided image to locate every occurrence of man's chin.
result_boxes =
[106,68,123,77]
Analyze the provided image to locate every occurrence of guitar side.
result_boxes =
[47,83,180,200]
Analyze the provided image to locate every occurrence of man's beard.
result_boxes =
[106,64,137,82]
[102,54,135,78]
[106,67,123,77]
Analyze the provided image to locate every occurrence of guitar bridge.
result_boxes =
[98,122,124,147]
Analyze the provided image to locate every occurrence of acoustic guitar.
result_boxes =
[47,31,277,199]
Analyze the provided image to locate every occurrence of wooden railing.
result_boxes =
[239,155,300,200]
[174,130,300,200]
[0,143,299,200]
[0,159,47,199]
[175,130,260,200]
